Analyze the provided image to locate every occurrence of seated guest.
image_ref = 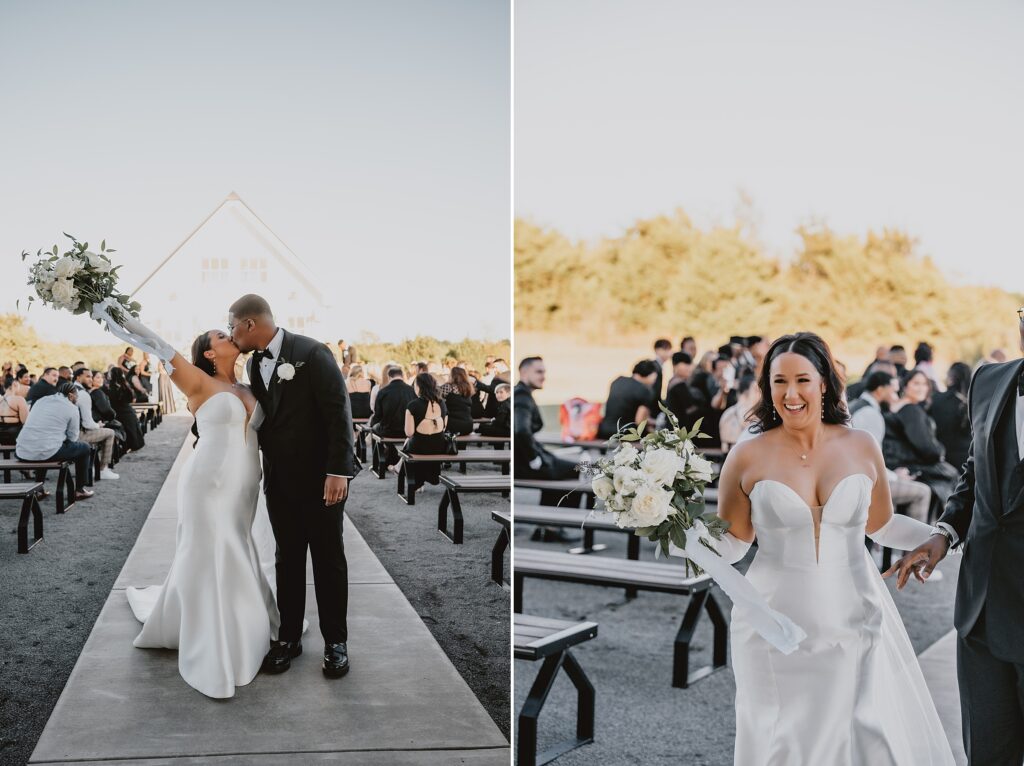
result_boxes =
[850,370,932,525]
[913,341,942,390]
[688,351,718,402]
[929,361,972,472]
[478,382,511,437]
[888,344,908,381]
[89,370,126,444]
[57,366,72,382]
[26,367,60,406]
[702,355,738,448]
[664,352,705,431]
[862,346,890,379]
[1,360,13,392]
[15,381,94,500]
[651,338,674,410]
[882,370,958,520]
[719,372,759,450]
[437,367,475,436]
[680,336,697,359]
[403,373,449,489]
[597,360,659,439]
[0,369,30,443]
[107,367,145,451]
[346,364,375,420]
[370,365,417,439]
[72,368,119,480]
[847,359,897,401]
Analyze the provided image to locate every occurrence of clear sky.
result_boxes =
[0,0,510,344]
[516,0,1024,289]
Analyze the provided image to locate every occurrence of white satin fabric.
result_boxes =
[126,391,280,699]
[732,473,955,765]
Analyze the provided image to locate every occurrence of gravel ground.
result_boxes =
[0,415,191,766]
[345,461,511,741]
[512,487,961,766]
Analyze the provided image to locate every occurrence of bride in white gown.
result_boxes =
[125,328,280,699]
[699,333,955,765]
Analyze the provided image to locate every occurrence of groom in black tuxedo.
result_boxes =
[228,294,356,679]
[890,307,1024,764]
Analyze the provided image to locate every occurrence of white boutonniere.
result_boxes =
[276,357,305,382]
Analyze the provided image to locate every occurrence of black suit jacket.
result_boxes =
[370,378,417,437]
[514,381,548,473]
[938,358,1024,660]
[247,330,356,496]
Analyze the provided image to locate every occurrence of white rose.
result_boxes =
[630,484,674,526]
[85,252,112,273]
[604,492,626,512]
[641,448,687,487]
[613,507,640,529]
[53,256,81,279]
[277,362,296,381]
[592,475,614,500]
[613,443,639,466]
[687,454,715,483]
[50,278,78,307]
[612,467,644,496]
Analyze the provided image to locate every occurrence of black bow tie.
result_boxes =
[253,349,273,363]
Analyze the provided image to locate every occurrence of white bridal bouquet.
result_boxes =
[23,234,176,372]
[22,234,139,324]
[585,405,724,579]
[584,404,807,654]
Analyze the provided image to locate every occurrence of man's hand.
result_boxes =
[883,534,950,590]
[324,476,349,506]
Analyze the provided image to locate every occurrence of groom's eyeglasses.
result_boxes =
[228,319,255,333]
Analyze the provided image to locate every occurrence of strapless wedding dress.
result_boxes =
[731,473,955,765]
[126,391,279,699]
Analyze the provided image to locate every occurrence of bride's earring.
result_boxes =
[821,392,825,421]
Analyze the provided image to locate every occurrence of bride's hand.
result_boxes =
[883,534,949,590]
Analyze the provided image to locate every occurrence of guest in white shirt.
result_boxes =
[72,368,119,479]
[850,370,932,526]
[15,381,95,500]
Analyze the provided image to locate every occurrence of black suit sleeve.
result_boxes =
[937,368,984,544]
[514,399,541,464]
[898,405,945,463]
[308,343,356,476]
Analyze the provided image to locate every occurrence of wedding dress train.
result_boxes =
[731,473,955,765]
[126,392,279,699]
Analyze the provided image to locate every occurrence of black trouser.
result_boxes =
[957,611,1024,765]
[265,489,348,645]
[520,451,579,506]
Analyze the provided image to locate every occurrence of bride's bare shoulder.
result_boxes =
[722,430,772,470]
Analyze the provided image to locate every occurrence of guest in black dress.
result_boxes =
[107,367,144,451]
[437,367,475,436]
[403,373,449,489]
[346,365,375,420]
[929,361,972,472]
[597,360,659,439]
[882,369,958,519]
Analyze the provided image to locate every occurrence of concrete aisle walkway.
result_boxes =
[920,629,968,766]
[30,435,509,765]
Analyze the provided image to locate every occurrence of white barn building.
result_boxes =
[132,192,329,354]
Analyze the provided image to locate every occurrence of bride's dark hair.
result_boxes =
[749,332,850,434]
[189,331,217,445]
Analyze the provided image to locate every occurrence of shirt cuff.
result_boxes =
[934,521,960,547]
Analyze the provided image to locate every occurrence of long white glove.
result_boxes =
[866,512,935,552]
[669,531,751,565]
[91,300,177,373]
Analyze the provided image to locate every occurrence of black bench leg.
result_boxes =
[18,494,43,553]
[562,650,596,744]
[705,590,729,670]
[56,466,69,514]
[673,589,714,689]
[624,534,641,599]
[371,442,384,479]
[491,527,509,586]
[568,528,607,556]
[514,573,524,613]
[397,463,416,505]
[449,491,464,544]
[518,650,594,766]
[438,490,463,543]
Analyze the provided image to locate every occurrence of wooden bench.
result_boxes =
[0,444,15,459]
[515,614,598,766]
[514,478,597,510]
[0,482,44,553]
[491,509,511,587]
[437,474,510,544]
[0,459,76,514]
[368,433,405,478]
[354,422,371,464]
[395,449,511,505]
[458,434,509,448]
[514,503,636,558]
[131,402,160,434]
[534,434,727,463]
[514,548,727,688]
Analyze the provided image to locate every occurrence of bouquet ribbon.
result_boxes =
[674,522,807,655]
[90,299,176,374]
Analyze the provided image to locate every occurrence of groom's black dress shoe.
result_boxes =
[262,640,302,674]
[323,642,350,678]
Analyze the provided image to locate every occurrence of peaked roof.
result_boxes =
[131,192,326,306]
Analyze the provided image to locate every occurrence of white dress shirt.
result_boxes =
[73,383,100,430]
[850,392,886,446]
